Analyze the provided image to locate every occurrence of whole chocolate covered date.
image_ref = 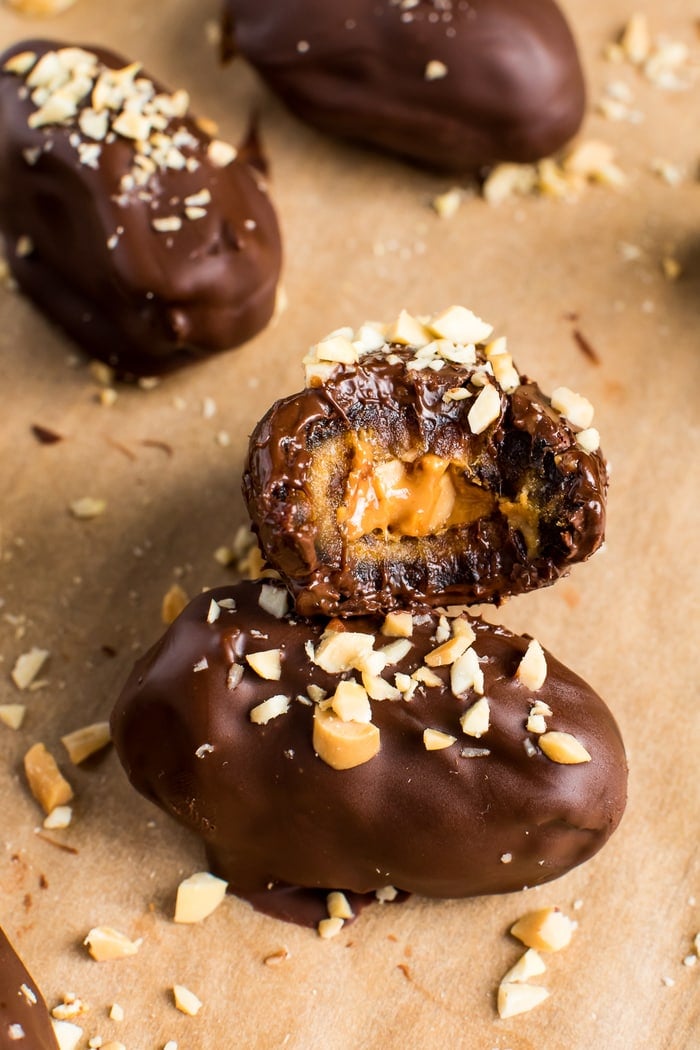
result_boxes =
[0,926,58,1049]
[243,307,608,618]
[111,580,627,927]
[221,0,585,171]
[0,41,282,377]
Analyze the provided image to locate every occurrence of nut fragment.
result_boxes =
[423,728,456,751]
[0,703,26,729]
[5,0,78,12]
[313,706,380,770]
[424,633,472,668]
[450,647,484,696]
[459,696,490,738]
[327,891,354,920]
[428,305,493,344]
[161,583,188,625]
[69,497,106,519]
[24,742,73,814]
[11,647,50,690]
[501,948,547,984]
[497,982,550,1019]
[258,583,289,619]
[467,383,501,435]
[43,805,72,829]
[61,721,111,764]
[424,59,448,81]
[84,927,141,961]
[510,907,577,952]
[249,694,290,725]
[550,387,595,429]
[51,1020,84,1050]
[173,985,202,1017]
[174,871,228,923]
[515,639,547,690]
[386,309,432,347]
[317,916,344,939]
[245,648,282,680]
[312,631,377,674]
[539,731,591,765]
[330,680,372,723]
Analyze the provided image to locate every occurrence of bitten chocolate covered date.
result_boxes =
[244,306,608,618]
[0,41,282,377]
[0,926,58,1049]
[111,580,627,927]
[222,0,585,171]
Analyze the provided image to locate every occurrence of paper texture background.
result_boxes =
[0,1,698,1047]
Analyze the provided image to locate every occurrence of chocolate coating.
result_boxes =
[0,926,58,1049]
[222,0,585,171]
[244,341,608,617]
[111,581,627,926]
[0,40,282,377]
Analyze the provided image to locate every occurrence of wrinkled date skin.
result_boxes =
[111,581,627,928]
[222,0,585,170]
[0,40,282,377]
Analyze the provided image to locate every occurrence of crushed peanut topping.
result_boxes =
[303,306,508,402]
[84,927,142,962]
[317,916,344,939]
[61,721,111,764]
[497,982,550,1019]
[423,728,456,751]
[249,694,290,725]
[539,731,592,765]
[2,45,238,220]
[24,742,73,814]
[11,647,50,690]
[515,639,548,691]
[173,985,202,1017]
[327,891,354,921]
[246,648,282,681]
[511,907,577,952]
[460,697,490,738]
[161,583,188,625]
[174,871,228,923]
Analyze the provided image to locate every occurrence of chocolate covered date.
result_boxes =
[111,580,627,927]
[0,41,282,377]
[0,926,58,1049]
[222,0,585,171]
[244,306,608,618]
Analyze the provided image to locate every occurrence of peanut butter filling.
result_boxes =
[337,432,496,541]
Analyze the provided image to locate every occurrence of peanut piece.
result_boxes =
[516,639,547,690]
[246,649,282,680]
[174,871,228,923]
[61,721,111,764]
[497,982,550,1019]
[330,680,372,723]
[423,728,456,751]
[539,731,591,765]
[313,707,380,770]
[84,927,141,961]
[24,742,73,814]
[173,985,202,1017]
[510,907,577,952]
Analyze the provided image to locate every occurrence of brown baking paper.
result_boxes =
[0,1,698,1047]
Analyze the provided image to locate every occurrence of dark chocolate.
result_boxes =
[243,315,608,617]
[221,0,585,171]
[111,580,627,928]
[0,926,58,1049]
[0,40,282,377]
